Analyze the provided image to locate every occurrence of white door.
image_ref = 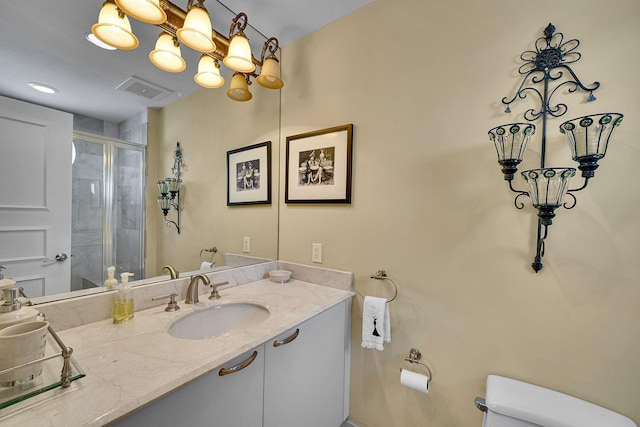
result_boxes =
[0,95,72,297]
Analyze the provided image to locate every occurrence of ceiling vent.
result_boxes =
[116,76,173,102]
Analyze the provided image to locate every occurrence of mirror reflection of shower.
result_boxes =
[71,134,145,291]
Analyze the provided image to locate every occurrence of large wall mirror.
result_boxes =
[0,2,280,304]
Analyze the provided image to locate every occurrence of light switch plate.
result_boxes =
[243,237,251,253]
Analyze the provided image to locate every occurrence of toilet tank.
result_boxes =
[478,375,637,427]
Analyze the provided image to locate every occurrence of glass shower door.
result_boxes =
[71,135,144,291]
[111,143,144,280]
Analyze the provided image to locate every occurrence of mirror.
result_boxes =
[0,3,281,304]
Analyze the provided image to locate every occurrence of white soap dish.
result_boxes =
[269,270,291,283]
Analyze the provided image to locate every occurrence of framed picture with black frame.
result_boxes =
[285,124,353,203]
[227,141,271,206]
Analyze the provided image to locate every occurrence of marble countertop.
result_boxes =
[0,279,353,426]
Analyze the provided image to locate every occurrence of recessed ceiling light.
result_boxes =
[28,82,59,94]
[86,32,117,50]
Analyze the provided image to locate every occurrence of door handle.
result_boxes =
[42,253,68,265]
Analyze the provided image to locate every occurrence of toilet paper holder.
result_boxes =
[403,348,433,380]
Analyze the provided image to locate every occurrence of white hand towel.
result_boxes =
[361,296,391,351]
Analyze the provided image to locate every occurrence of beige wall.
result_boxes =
[147,84,280,277]
[279,0,640,426]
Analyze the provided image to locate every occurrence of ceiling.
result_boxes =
[0,0,372,123]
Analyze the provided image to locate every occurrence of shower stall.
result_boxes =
[71,133,145,291]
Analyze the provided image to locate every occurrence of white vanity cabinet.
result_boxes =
[113,299,351,427]
[264,300,351,427]
[113,347,265,427]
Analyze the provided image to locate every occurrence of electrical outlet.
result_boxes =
[243,236,251,253]
[312,243,322,263]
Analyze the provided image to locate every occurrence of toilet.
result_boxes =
[475,375,637,427]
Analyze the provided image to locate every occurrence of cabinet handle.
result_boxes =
[273,328,299,347]
[218,351,258,376]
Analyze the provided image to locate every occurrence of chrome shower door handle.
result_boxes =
[43,253,68,265]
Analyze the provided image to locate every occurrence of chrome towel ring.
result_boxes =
[355,269,398,303]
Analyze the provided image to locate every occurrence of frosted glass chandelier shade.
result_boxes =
[227,73,252,102]
[115,0,166,24]
[195,55,224,88]
[224,33,255,73]
[91,1,139,50]
[257,55,283,89]
[149,33,186,72]
[176,5,215,53]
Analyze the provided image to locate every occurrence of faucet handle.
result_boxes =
[152,293,180,312]
[209,281,229,300]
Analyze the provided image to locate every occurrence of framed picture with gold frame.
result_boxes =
[227,141,271,206]
[285,124,353,203]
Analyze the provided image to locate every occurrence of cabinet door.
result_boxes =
[264,301,350,427]
[114,346,264,427]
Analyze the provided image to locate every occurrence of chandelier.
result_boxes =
[488,23,623,272]
[91,0,283,101]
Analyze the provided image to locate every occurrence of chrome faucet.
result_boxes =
[185,274,210,304]
[162,265,179,280]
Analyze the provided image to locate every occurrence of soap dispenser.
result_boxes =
[104,266,117,289]
[113,272,134,324]
[0,278,39,330]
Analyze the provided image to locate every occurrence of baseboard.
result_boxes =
[342,420,361,427]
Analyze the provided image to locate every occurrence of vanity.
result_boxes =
[0,262,354,427]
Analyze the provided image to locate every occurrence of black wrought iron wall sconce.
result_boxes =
[157,142,184,234]
[488,23,623,272]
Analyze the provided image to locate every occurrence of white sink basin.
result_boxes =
[168,303,269,340]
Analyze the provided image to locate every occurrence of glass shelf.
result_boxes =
[0,326,85,409]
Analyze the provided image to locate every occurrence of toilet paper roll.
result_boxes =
[200,261,214,270]
[400,368,430,394]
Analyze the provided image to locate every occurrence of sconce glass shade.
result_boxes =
[488,123,535,180]
[194,55,224,88]
[115,0,166,24]
[227,73,252,102]
[157,195,171,214]
[166,177,181,197]
[149,33,186,72]
[91,1,139,50]
[521,167,576,225]
[176,5,215,53]
[157,179,169,196]
[224,33,256,73]
[559,113,623,178]
[257,55,283,89]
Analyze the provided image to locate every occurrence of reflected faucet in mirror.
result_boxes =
[162,265,179,280]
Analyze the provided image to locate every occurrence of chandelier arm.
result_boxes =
[531,220,546,273]
[567,176,591,193]
[558,64,601,93]
[229,12,248,37]
[260,37,279,62]
[164,219,181,234]
[562,191,578,210]
[501,70,539,107]
[513,193,528,210]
